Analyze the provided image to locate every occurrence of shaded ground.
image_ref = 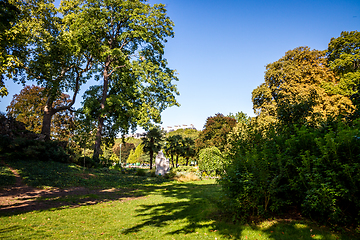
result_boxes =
[0,162,143,215]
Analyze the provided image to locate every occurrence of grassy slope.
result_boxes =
[0,160,358,239]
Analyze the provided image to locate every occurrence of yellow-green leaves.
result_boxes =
[253,46,354,125]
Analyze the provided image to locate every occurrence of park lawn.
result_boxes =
[0,160,358,239]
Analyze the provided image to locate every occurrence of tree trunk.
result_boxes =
[41,109,53,141]
[171,155,174,168]
[175,155,178,168]
[93,116,104,160]
[149,151,153,170]
[186,157,189,166]
[41,97,55,141]
[93,57,110,161]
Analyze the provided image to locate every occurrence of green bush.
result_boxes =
[220,119,360,226]
[135,168,147,176]
[171,166,198,173]
[198,147,224,176]
[7,138,70,163]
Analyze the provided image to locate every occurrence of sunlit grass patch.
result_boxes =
[0,163,16,188]
[1,160,358,240]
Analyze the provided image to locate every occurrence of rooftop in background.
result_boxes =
[125,124,197,139]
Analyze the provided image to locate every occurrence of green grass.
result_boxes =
[5,160,168,189]
[0,159,358,239]
[0,163,16,188]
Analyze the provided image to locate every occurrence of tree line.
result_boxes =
[1,0,179,161]
[2,0,360,229]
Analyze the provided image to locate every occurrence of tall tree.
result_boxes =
[326,31,360,119]
[165,134,183,168]
[181,137,195,166]
[62,0,179,160]
[166,128,200,140]
[127,143,144,164]
[0,0,21,97]
[7,0,93,140]
[326,31,360,97]
[195,113,236,152]
[227,111,251,125]
[142,126,163,170]
[113,142,135,164]
[252,46,354,126]
[6,85,74,140]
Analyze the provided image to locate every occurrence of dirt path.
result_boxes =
[0,161,142,215]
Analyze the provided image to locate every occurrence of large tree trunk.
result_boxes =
[93,57,110,161]
[41,107,53,141]
[175,155,179,168]
[40,63,88,142]
[93,116,104,160]
[41,97,55,141]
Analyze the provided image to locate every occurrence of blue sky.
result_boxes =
[1,0,359,131]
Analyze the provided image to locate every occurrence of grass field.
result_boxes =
[0,159,358,239]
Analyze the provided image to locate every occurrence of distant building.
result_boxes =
[162,124,196,133]
[124,124,197,139]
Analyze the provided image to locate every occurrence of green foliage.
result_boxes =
[227,111,251,124]
[221,117,360,226]
[198,147,224,176]
[142,126,163,169]
[5,0,93,139]
[0,0,21,97]
[171,166,198,173]
[63,0,179,159]
[166,128,200,140]
[181,137,196,166]
[6,138,70,163]
[327,31,360,96]
[112,142,135,164]
[326,31,360,119]
[195,113,236,152]
[165,134,183,167]
[6,85,74,141]
[127,144,144,164]
[252,46,353,125]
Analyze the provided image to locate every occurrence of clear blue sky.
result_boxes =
[1,0,359,131]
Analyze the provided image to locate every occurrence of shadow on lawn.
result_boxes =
[0,159,169,216]
[123,182,355,240]
[0,185,147,216]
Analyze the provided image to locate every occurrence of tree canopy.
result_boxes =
[6,85,74,140]
[142,126,163,169]
[60,0,179,160]
[0,0,20,97]
[4,0,93,140]
[195,113,236,152]
[252,46,354,126]
[326,30,360,97]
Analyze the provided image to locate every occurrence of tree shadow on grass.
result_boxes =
[0,225,51,240]
[122,181,358,240]
[0,159,169,216]
[0,185,151,216]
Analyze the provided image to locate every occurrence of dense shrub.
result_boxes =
[1,114,72,163]
[198,147,225,176]
[220,119,360,226]
[172,166,198,173]
[7,138,70,163]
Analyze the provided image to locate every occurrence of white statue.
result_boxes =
[155,150,170,176]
